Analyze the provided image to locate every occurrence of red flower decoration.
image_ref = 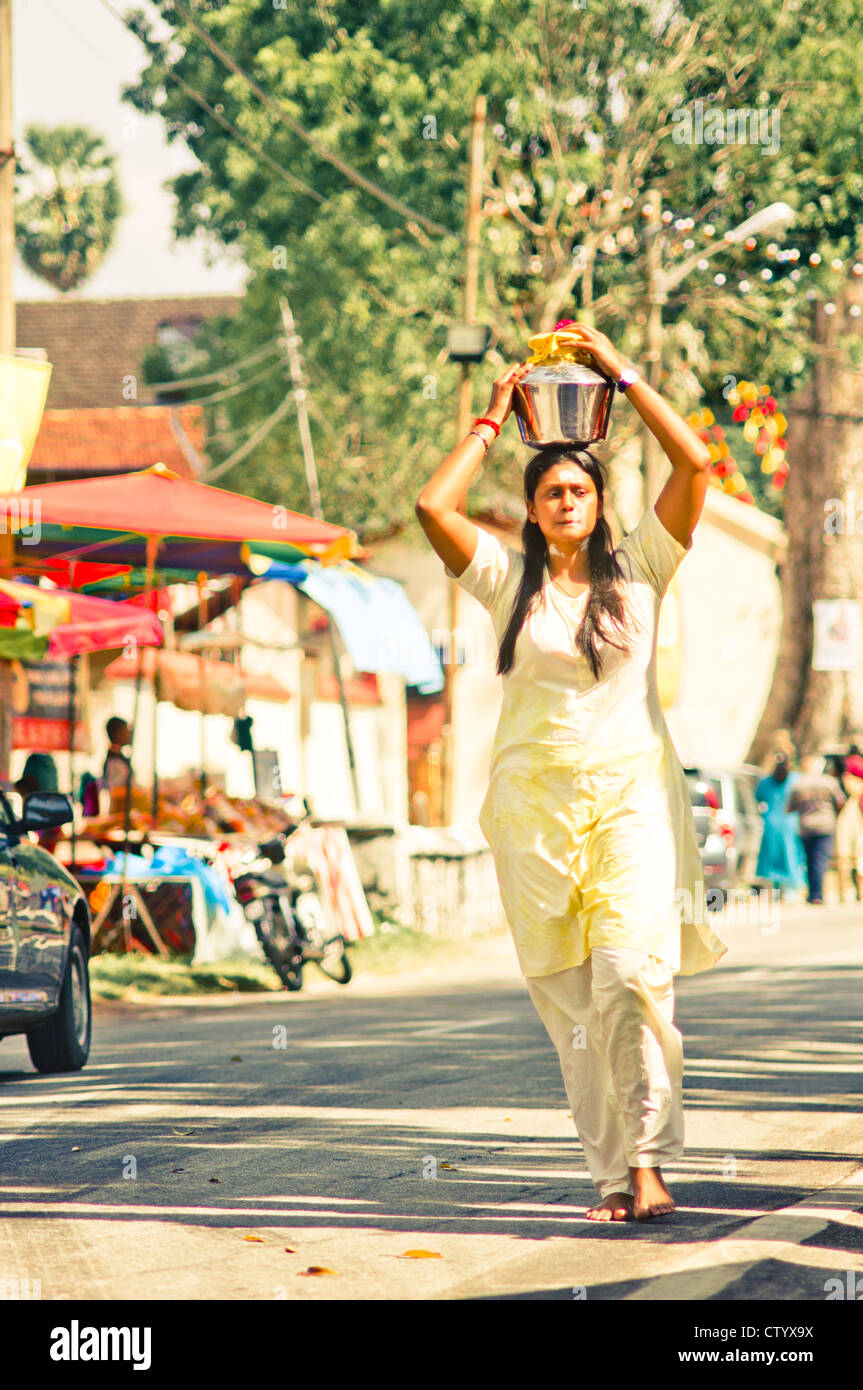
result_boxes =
[772,472,787,489]
[553,319,577,330]
[732,404,749,422]
[763,397,777,413]
[711,425,725,440]
[739,491,754,504]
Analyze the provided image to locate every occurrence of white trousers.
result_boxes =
[525,946,684,1200]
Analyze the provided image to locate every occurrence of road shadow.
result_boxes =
[0,968,861,1254]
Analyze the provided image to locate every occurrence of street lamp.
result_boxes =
[447,323,491,363]
[642,197,796,506]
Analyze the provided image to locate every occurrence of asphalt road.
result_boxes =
[1,901,862,1302]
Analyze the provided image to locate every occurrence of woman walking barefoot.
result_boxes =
[415,324,726,1221]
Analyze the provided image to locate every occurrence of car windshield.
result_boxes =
[685,773,722,810]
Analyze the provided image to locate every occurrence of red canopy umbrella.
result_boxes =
[46,591,164,659]
[3,462,355,572]
[0,578,163,657]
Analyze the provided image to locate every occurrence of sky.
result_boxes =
[13,0,248,301]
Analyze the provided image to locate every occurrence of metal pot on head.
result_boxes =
[512,325,616,447]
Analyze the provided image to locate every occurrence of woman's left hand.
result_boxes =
[564,322,626,380]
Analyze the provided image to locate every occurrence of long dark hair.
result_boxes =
[497,447,631,680]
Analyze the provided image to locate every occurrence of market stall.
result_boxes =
[1,461,374,961]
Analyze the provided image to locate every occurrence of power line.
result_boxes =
[98,0,456,313]
[202,391,295,483]
[144,336,281,391]
[169,0,451,240]
[97,0,329,207]
[154,359,284,408]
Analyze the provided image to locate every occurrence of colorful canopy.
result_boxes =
[0,579,69,659]
[249,555,445,695]
[1,462,356,576]
[0,577,164,660]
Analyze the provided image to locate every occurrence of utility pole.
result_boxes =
[279,296,322,520]
[643,188,666,510]
[279,295,361,814]
[441,93,485,827]
[0,0,14,783]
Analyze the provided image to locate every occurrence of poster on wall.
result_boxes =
[11,657,92,753]
[812,600,863,672]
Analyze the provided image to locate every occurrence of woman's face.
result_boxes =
[527,461,600,551]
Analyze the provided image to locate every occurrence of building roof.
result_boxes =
[16,294,243,409]
[27,405,207,481]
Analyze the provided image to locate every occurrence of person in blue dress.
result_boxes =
[755,753,807,897]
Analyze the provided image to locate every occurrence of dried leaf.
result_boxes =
[439,1162,454,1169]
[71,1146,80,1152]
[208,1178,221,1184]
[171,1128,194,1136]
[284,1247,297,1254]
[298,1266,337,1276]
[399,1250,442,1259]
[171,1168,185,1173]
[231,1056,243,1062]
[244,1235,265,1243]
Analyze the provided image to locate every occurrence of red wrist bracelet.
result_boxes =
[473,417,501,437]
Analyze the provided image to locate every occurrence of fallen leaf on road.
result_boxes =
[231,1056,243,1062]
[171,1128,194,1136]
[439,1162,454,1169]
[244,1235,265,1243]
[71,1147,80,1152]
[171,1168,185,1173]
[284,1247,297,1253]
[298,1266,337,1276]
[209,1178,221,1183]
[399,1250,442,1259]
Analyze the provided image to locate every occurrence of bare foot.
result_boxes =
[629,1165,675,1220]
[585,1191,634,1221]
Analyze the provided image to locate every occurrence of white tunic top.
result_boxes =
[446,504,726,979]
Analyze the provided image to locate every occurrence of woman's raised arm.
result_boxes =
[415,362,532,576]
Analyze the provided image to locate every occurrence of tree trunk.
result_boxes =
[748,270,863,764]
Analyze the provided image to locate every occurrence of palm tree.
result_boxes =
[15,125,123,293]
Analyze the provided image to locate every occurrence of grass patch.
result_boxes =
[346,918,506,975]
[89,918,508,999]
[89,953,280,1001]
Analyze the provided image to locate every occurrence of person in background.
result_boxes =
[755,753,808,901]
[14,752,62,852]
[102,716,137,796]
[14,751,59,796]
[834,753,863,902]
[786,755,847,905]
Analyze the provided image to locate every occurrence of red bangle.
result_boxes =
[473,417,501,437]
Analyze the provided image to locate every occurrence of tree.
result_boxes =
[15,125,124,293]
[748,279,863,761]
[119,1,863,526]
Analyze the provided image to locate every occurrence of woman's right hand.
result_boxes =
[485,361,534,423]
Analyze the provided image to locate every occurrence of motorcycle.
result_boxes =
[230,800,353,992]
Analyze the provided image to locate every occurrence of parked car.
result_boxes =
[0,789,92,1072]
[683,764,764,909]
